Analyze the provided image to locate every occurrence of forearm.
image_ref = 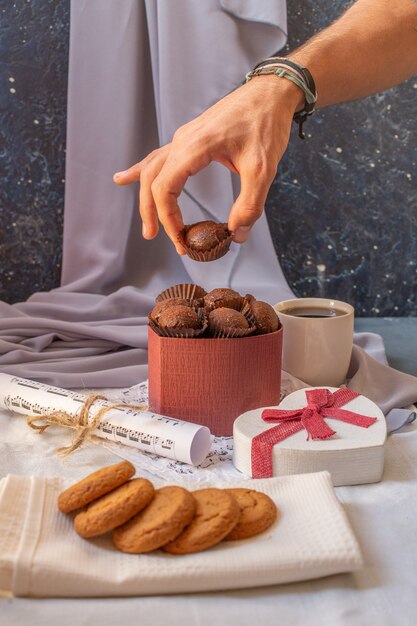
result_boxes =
[290,0,417,108]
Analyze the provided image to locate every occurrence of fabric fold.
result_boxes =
[348,345,417,422]
[220,0,287,36]
[11,476,46,597]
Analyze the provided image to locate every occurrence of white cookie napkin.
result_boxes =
[0,471,362,598]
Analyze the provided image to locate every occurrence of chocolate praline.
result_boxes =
[182,221,230,253]
[251,301,280,334]
[157,305,201,330]
[150,298,191,322]
[208,307,249,334]
[204,288,243,312]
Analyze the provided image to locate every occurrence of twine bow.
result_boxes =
[251,388,378,478]
[27,395,147,456]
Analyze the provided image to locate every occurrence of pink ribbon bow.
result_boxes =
[251,388,378,478]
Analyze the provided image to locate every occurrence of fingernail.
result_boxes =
[113,171,126,180]
[142,223,147,237]
[233,226,251,243]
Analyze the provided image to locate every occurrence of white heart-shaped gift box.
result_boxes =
[233,387,387,486]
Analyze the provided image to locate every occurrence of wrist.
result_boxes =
[245,74,305,115]
[273,75,306,112]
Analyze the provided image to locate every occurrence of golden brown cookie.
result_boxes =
[73,478,155,538]
[58,461,136,514]
[112,486,195,554]
[163,488,240,554]
[224,488,278,540]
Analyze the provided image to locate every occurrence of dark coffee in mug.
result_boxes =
[280,306,347,318]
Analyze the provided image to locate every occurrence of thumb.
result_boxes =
[228,166,272,243]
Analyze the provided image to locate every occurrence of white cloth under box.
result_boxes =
[0,471,361,597]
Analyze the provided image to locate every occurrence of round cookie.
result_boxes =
[163,488,240,554]
[112,486,195,554]
[224,488,278,540]
[58,461,135,514]
[73,478,155,538]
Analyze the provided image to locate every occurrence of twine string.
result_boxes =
[27,395,147,457]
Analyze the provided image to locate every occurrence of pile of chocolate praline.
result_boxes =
[149,284,280,339]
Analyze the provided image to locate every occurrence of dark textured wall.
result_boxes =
[266,1,417,316]
[1,0,416,314]
[0,0,68,303]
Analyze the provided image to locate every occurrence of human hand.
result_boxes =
[113,75,303,254]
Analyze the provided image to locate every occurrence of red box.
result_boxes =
[148,326,283,436]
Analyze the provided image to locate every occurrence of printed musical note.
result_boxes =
[47,389,69,398]
[16,381,40,390]
[115,427,128,439]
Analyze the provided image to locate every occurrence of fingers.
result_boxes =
[150,160,191,255]
[113,163,141,185]
[138,152,169,240]
[113,158,159,239]
[228,159,276,243]
[113,148,167,241]
[151,147,211,254]
[113,145,192,252]
[139,179,159,240]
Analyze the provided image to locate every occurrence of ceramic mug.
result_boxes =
[274,297,354,387]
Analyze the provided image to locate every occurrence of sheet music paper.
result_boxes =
[0,374,211,466]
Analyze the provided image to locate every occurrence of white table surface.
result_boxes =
[1,388,417,625]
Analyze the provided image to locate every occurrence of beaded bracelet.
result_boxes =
[245,57,317,139]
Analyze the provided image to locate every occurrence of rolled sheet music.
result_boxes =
[0,374,211,466]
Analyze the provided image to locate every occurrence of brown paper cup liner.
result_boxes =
[148,309,208,339]
[178,226,233,262]
[241,300,256,321]
[210,326,255,339]
[243,293,256,306]
[156,283,207,304]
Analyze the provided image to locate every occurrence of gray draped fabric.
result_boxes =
[0,0,290,387]
[61,0,290,298]
[0,0,416,427]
